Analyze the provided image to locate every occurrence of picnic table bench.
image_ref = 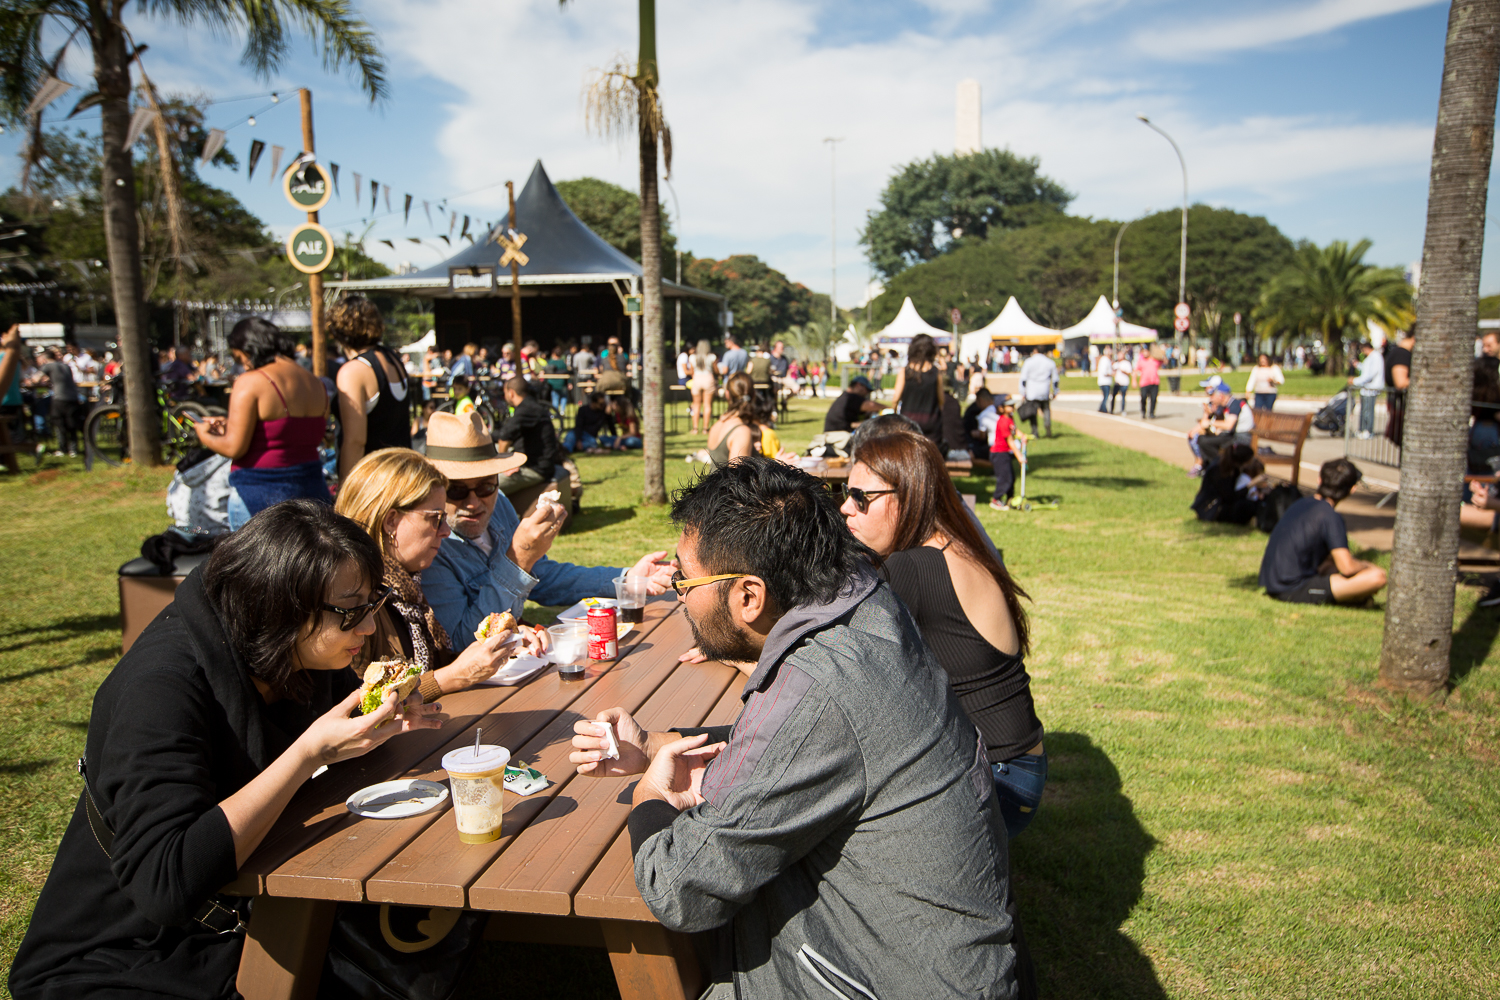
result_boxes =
[232,598,740,1000]
[1251,409,1313,488]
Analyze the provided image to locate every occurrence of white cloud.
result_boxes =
[1132,0,1443,59]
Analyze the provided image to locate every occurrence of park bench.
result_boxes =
[1251,409,1313,488]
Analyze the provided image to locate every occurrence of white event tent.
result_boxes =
[959,296,1064,360]
[873,297,952,355]
[1062,295,1159,344]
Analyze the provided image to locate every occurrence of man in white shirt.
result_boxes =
[1018,347,1059,437]
[675,349,691,386]
[1348,342,1385,439]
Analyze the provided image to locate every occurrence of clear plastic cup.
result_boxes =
[442,744,510,844]
[613,575,650,625]
[547,622,589,679]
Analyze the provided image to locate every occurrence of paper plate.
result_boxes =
[346,779,449,819]
[481,653,550,687]
[557,597,618,623]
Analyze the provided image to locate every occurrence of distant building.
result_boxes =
[956,80,982,155]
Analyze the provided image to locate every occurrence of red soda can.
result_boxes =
[587,605,618,660]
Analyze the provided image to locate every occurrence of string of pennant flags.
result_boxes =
[23,73,499,255]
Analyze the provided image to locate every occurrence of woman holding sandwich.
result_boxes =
[334,447,546,695]
[9,500,446,1000]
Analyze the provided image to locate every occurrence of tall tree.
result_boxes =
[575,0,671,505]
[860,149,1073,280]
[555,176,676,263]
[685,254,819,348]
[1380,0,1500,696]
[0,0,385,467]
[1253,240,1415,365]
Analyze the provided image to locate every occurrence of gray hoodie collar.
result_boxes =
[742,565,880,699]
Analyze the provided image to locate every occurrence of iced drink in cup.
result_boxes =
[613,575,649,624]
[442,744,510,844]
[548,622,589,679]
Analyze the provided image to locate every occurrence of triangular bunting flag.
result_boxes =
[352,171,362,201]
[268,145,284,183]
[330,163,340,196]
[439,235,451,246]
[25,76,74,117]
[404,194,412,224]
[123,107,156,150]
[200,128,226,165]
[370,179,378,213]
[407,237,422,244]
[449,212,457,237]
[460,215,470,239]
[382,184,391,213]
[423,200,432,227]
[247,139,266,180]
[379,239,394,249]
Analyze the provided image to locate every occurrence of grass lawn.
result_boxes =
[3,395,1499,998]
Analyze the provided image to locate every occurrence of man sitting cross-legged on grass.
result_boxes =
[568,456,1020,999]
[1259,458,1387,605]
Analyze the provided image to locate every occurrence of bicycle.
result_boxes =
[84,377,208,468]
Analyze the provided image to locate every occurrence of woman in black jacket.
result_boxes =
[9,500,446,1000]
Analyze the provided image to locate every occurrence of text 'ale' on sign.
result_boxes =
[286,222,334,274]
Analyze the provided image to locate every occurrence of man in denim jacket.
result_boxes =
[421,412,675,648]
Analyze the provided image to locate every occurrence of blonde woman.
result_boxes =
[335,448,542,696]
[690,339,718,434]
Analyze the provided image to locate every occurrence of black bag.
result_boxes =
[1015,399,1038,422]
[320,902,488,1000]
[1256,485,1302,533]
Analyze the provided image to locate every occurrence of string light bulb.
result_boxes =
[247,116,256,126]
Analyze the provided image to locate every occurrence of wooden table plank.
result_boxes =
[574,677,746,922]
[229,599,678,899]
[363,613,700,908]
[468,641,736,913]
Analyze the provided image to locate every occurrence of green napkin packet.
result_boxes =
[503,764,550,797]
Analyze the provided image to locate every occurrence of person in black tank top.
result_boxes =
[891,333,945,446]
[329,296,413,479]
[838,428,1046,839]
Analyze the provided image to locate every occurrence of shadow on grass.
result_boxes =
[0,613,121,652]
[1013,731,1166,1000]
[1226,573,1262,591]
[1450,599,1500,686]
[0,758,60,775]
[1,646,118,685]
[567,507,640,532]
[1026,450,1092,471]
[1043,476,1155,491]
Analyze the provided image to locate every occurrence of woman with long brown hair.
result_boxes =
[888,332,945,445]
[839,431,1045,837]
[704,372,778,467]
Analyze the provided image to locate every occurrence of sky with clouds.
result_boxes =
[5,0,1493,309]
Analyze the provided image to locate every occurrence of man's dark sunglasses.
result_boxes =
[840,484,896,513]
[446,479,499,503]
[321,583,393,631]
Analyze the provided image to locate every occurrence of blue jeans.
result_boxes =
[992,750,1048,839]
[1360,392,1377,434]
[227,488,251,531]
[1254,392,1277,411]
[1098,385,1110,411]
[563,430,598,452]
[551,388,569,413]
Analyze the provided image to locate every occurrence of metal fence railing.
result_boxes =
[1343,388,1402,468]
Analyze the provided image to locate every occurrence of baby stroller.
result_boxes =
[1312,390,1348,435]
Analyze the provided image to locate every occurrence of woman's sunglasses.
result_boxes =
[321,583,393,632]
[840,484,896,514]
[446,479,499,503]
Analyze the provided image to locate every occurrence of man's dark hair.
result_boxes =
[203,499,381,701]
[229,317,295,369]
[1318,458,1362,503]
[503,375,529,397]
[589,391,607,406]
[671,456,867,611]
[849,412,923,459]
[451,374,469,391]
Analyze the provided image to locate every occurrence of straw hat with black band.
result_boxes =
[423,411,527,479]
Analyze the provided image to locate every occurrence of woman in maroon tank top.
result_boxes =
[195,318,331,529]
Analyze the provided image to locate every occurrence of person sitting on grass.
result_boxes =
[822,374,882,434]
[565,391,618,454]
[1187,376,1251,478]
[1191,443,1264,525]
[1258,458,1387,605]
[989,394,1027,512]
[963,385,997,463]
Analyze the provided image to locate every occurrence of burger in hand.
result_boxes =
[359,659,422,716]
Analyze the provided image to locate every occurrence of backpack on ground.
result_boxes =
[1256,484,1302,533]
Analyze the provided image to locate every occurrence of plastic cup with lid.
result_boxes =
[442,744,510,844]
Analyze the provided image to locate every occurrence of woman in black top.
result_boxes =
[839,431,1045,838]
[9,501,445,1000]
[890,332,945,446]
[332,295,414,480]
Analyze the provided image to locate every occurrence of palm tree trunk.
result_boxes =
[89,0,159,466]
[1379,0,1500,695]
[637,0,665,504]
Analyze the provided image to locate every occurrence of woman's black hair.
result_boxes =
[203,499,382,700]
[907,333,937,366]
[228,317,296,369]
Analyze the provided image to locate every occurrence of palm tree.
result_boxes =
[1380,0,1500,696]
[572,0,670,504]
[0,0,384,467]
[1253,240,1415,369]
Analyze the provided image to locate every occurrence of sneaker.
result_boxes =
[989,499,1010,511]
[1188,464,1203,478]
[1479,582,1500,608]
[1357,431,1373,440]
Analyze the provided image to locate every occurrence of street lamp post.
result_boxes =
[824,137,845,332]
[1137,115,1188,334]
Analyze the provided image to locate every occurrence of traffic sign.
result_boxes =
[1173,315,1191,333]
[1173,302,1191,319]
[496,229,529,268]
[624,295,642,315]
[950,308,961,325]
[286,222,334,274]
[283,159,331,213]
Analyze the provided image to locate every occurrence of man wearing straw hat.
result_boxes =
[422,411,676,648]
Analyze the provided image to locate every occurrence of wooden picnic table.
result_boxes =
[231,597,742,1000]
[802,456,974,482]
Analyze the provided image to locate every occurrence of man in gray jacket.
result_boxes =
[571,456,1018,999]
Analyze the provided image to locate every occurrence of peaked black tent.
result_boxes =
[328,160,724,355]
